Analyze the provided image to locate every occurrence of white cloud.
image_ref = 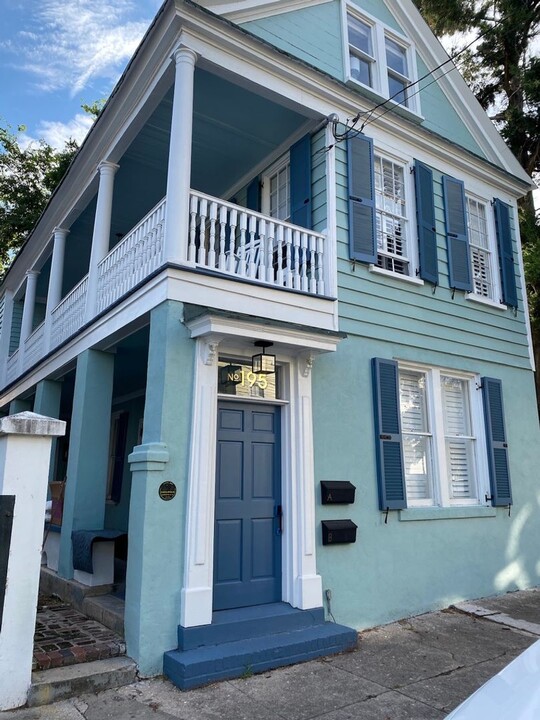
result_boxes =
[19,112,95,150]
[8,0,150,96]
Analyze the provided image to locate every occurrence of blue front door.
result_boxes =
[213,402,281,611]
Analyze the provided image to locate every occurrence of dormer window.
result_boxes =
[344,5,420,116]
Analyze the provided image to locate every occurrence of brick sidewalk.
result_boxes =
[33,597,125,671]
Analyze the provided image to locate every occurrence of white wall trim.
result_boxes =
[198,0,332,24]
[180,315,342,627]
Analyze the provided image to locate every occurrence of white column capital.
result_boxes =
[25,269,40,281]
[98,160,120,177]
[53,226,70,239]
[172,45,198,67]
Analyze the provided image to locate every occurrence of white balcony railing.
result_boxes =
[188,190,327,296]
[97,197,166,313]
[23,321,45,371]
[50,276,88,350]
[4,190,330,387]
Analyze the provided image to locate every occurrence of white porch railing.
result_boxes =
[6,349,19,385]
[50,276,88,350]
[188,190,327,296]
[97,197,166,313]
[23,322,45,370]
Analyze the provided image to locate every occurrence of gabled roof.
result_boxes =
[197,0,332,24]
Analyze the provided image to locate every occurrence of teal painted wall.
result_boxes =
[242,1,486,161]
[312,339,540,630]
[334,141,530,369]
[124,300,195,676]
[242,1,345,80]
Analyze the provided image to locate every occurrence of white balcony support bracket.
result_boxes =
[45,227,69,352]
[19,270,39,371]
[164,44,198,266]
[85,161,119,323]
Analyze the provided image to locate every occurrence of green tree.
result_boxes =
[414,0,540,395]
[0,101,104,273]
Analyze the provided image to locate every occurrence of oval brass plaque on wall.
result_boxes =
[159,481,177,501]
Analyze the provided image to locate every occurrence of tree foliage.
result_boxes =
[0,102,103,273]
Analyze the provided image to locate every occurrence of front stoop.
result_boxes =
[27,657,138,707]
[163,603,358,690]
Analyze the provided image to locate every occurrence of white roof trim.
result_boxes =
[196,0,332,24]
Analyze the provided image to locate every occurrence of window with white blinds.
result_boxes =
[466,197,495,300]
[398,365,485,507]
[375,156,409,275]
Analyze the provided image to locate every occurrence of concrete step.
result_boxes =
[27,656,137,707]
[178,603,325,650]
[164,620,358,690]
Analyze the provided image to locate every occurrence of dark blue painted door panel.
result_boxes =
[214,402,281,610]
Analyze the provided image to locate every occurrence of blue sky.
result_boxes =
[0,0,161,148]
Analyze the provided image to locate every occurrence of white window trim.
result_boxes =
[398,360,491,509]
[342,2,421,117]
[261,153,290,219]
[373,150,419,279]
[465,192,503,304]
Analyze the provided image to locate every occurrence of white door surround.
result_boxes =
[180,313,342,627]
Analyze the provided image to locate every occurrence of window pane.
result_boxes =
[375,156,408,273]
[386,38,408,75]
[441,376,477,500]
[269,164,290,221]
[348,16,372,55]
[350,53,372,86]
[467,198,493,299]
[400,370,433,501]
[388,75,408,106]
[218,359,279,400]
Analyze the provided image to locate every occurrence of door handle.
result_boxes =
[276,504,283,535]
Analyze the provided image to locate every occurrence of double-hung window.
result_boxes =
[399,365,483,507]
[375,155,409,275]
[344,6,419,114]
[466,196,495,300]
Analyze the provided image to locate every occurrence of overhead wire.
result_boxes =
[330,16,504,145]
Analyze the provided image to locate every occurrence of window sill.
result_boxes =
[399,506,497,522]
[345,77,424,124]
[369,265,424,285]
[465,293,507,311]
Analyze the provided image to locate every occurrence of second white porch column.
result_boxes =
[44,227,69,351]
[19,270,39,369]
[164,46,197,266]
[85,161,119,323]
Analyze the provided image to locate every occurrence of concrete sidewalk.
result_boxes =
[3,588,540,720]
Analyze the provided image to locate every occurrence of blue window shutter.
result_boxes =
[482,377,512,506]
[246,177,261,212]
[290,134,312,229]
[494,199,518,308]
[414,161,438,284]
[348,135,377,263]
[372,358,407,510]
[442,175,472,291]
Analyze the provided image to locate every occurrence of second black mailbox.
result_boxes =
[320,481,356,505]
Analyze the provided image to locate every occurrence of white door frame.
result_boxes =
[180,313,342,628]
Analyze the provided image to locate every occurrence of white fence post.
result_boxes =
[0,412,66,711]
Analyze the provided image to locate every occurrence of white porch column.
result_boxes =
[44,227,69,352]
[85,161,119,322]
[0,412,66,710]
[164,45,197,266]
[18,270,39,369]
[0,290,14,387]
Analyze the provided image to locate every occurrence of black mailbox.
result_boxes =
[322,519,358,545]
[321,481,356,505]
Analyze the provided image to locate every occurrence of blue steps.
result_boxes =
[164,603,357,690]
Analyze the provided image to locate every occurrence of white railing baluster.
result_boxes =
[276,225,284,286]
[228,209,237,273]
[198,199,208,265]
[219,206,227,270]
[208,202,217,269]
[292,230,301,290]
[248,215,258,279]
[238,212,247,278]
[258,219,266,282]
[266,222,275,283]
[285,228,293,288]
[189,195,198,263]
[300,232,309,292]
[317,235,325,296]
[309,234,317,294]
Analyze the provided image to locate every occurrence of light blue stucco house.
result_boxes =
[2,0,539,688]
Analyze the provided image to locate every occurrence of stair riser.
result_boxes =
[178,607,325,650]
